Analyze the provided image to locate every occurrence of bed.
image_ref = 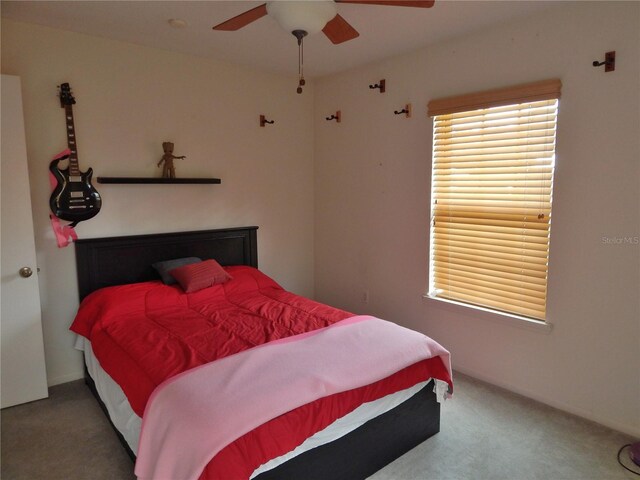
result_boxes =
[72,226,452,480]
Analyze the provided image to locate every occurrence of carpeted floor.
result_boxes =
[1,372,637,480]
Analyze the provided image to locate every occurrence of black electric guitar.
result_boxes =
[49,83,101,225]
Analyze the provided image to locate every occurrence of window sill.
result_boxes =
[422,294,553,334]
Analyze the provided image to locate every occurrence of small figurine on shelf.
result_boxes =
[157,142,186,178]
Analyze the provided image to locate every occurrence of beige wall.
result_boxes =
[1,20,316,386]
[2,1,639,438]
[314,2,640,436]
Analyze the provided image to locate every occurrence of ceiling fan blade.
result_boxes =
[335,0,434,7]
[212,3,268,31]
[323,15,360,45]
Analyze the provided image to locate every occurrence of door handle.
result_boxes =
[19,267,33,278]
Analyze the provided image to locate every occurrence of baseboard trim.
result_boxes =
[47,371,84,387]
[47,366,639,437]
[454,366,640,438]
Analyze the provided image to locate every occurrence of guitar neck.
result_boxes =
[64,104,81,175]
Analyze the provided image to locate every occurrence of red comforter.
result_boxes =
[71,266,452,479]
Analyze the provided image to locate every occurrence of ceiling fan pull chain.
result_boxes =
[301,35,305,85]
[297,36,305,93]
[293,29,308,94]
[297,36,301,78]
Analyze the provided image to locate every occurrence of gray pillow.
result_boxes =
[152,257,201,285]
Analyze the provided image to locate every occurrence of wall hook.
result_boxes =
[260,115,275,127]
[394,103,412,118]
[326,110,341,123]
[369,79,386,93]
[592,51,616,72]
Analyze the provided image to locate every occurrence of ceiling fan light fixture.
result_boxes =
[267,0,337,35]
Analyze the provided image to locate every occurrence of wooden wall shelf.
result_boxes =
[97,177,221,185]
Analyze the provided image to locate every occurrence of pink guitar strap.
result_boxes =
[49,149,78,248]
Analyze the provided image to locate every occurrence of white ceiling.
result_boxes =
[1,1,567,78]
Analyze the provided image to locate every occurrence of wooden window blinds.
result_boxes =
[427,79,561,321]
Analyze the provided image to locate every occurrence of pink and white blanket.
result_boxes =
[134,316,452,480]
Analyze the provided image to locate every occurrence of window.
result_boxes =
[427,79,561,322]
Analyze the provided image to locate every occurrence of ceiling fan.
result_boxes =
[213,0,435,93]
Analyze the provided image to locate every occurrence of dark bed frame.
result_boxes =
[75,226,441,480]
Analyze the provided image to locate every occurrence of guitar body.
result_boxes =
[51,82,101,224]
[49,159,101,222]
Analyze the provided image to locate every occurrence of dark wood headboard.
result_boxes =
[75,226,258,300]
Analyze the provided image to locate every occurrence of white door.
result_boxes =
[1,74,49,408]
